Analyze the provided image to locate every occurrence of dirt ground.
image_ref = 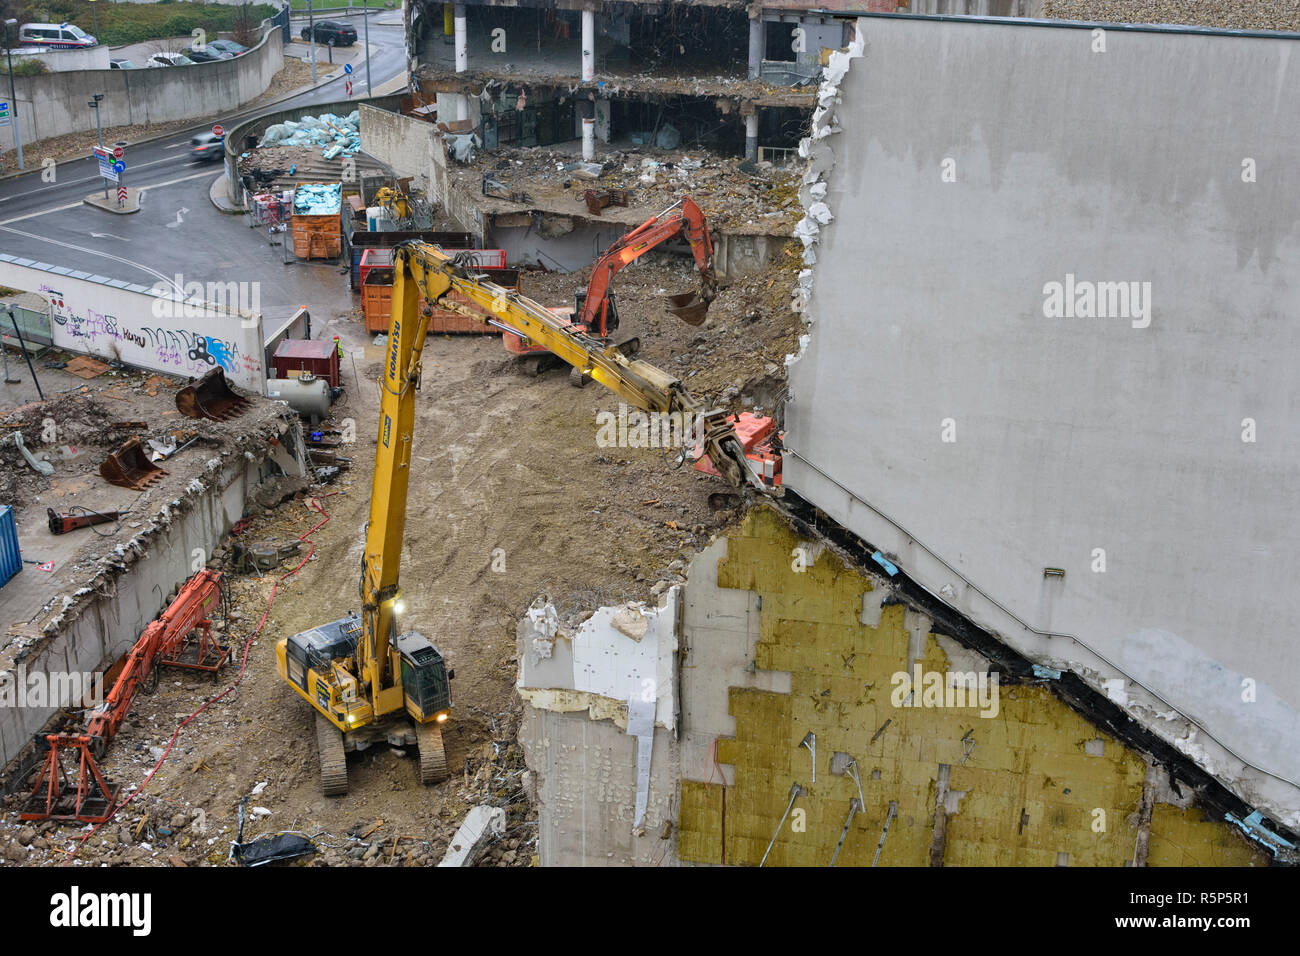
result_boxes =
[0,247,803,867]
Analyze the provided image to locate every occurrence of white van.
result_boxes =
[18,23,97,49]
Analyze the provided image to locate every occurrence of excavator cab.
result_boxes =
[397,632,453,722]
[574,290,619,337]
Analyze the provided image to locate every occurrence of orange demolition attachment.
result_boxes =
[505,195,717,363]
[692,412,783,490]
[21,569,229,823]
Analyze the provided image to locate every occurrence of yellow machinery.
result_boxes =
[277,241,769,797]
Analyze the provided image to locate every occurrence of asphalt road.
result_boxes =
[0,14,406,322]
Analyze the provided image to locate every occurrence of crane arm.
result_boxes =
[577,196,716,331]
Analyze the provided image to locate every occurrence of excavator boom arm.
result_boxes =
[578,196,716,331]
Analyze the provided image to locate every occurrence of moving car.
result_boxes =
[190,132,225,163]
[186,47,233,63]
[109,59,138,70]
[300,20,357,46]
[207,39,248,57]
[18,22,96,49]
[147,52,196,68]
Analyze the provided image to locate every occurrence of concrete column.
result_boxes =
[748,14,763,81]
[581,6,595,83]
[454,3,468,73]
[580,100,595,160]
[745,112,759,161]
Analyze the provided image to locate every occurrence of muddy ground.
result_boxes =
[0,248,803,866]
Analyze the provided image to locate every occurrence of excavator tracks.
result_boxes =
[417,722,449,785]
[316,712,349,797]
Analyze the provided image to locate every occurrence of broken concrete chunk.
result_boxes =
[610,604,648,641]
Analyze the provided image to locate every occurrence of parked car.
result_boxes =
[109,59,138,70]
[207,39,248,57]
[301,20,357,46]
[186,47,233,63]
[18,22,96,49]
[190,132,225,163]
[147,52,196,68]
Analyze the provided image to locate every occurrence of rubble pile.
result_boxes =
[462,145,802,231]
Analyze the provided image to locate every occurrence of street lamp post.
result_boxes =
[3,19,23,171]
[364,5,371,95]
[88,93,107,198]
[307,0,317,84]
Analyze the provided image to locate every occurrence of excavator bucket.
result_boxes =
[176,368,251,422]
[663,291,709,326]
[99,436,167,490]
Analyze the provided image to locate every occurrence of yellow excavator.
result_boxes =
[277,241,774,796]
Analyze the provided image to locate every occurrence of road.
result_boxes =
[0,14,406,323]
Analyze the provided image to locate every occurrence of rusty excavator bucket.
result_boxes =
[663,291,710,326]
[99,436,167,490]
[663,269,717,327]
[176,368,251,422]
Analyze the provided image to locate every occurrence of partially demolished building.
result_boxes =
[510,8,1300,866]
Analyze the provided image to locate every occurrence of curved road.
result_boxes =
[0,14,407,323]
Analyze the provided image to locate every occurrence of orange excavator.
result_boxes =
[504,195,717,376]
[21,569,230,823]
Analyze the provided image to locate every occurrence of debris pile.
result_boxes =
[457,146,802,232]
[260,111,362,160]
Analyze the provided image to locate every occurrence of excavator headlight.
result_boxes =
[436,712,449,724]
[393,598,406,616]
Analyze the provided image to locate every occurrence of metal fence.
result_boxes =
[2,303,52,348]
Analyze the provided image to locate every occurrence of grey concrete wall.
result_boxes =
[0,254,267,393]
[784,15,1300,826]
[359,103,438,194]
[1,29,283,151]
[11,45,110,72]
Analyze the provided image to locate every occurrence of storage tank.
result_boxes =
[266,374,332,424]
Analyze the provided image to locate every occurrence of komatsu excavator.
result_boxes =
[277,240,778,797]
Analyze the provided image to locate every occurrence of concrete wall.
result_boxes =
[359,103,438,195]
[784,15,1300,827]
[0,254,266,392]
[0,29,282,151]
[675,509,1268,866]
[0,417,305,770]
[517,593,682,865]
[11,46,110,72]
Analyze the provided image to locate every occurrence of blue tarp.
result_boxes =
[293,182,342,217]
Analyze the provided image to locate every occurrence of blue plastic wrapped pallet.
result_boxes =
[0,505,21,587]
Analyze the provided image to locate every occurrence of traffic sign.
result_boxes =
[36,561,53,572]
[212,124,224,137]
[113,160,125,174]
[0,101,10,129]
[345,79,353,96]
[343,63,352,75]
[94,146,119,183]
[113,145,124,159]
[117,185,128,203]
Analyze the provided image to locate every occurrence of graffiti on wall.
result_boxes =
[45,290,261,379]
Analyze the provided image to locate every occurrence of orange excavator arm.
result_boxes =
[578,195,717,333]
[85,568,223,744]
